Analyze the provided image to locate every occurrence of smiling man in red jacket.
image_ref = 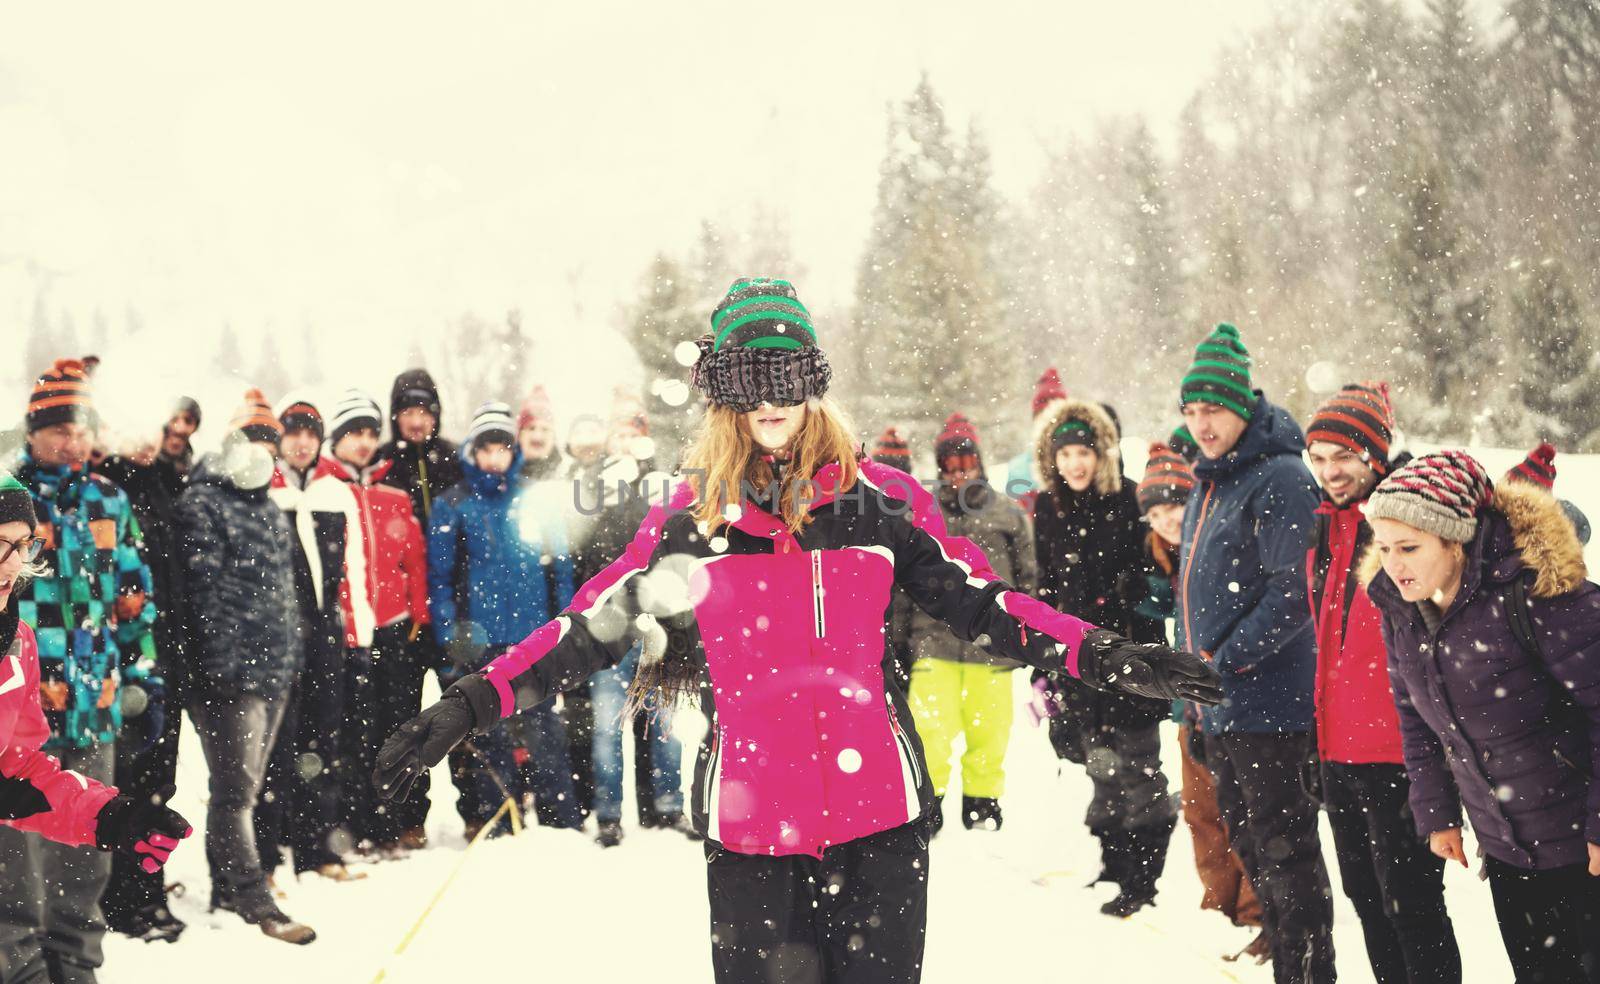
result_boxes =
[1305,382,1459,984]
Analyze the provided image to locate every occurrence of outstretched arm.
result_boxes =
[889,481,1220,704]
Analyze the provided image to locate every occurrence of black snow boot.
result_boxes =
[596,819,624,848]
[1100,818,1175,918]
[1085,826,1127,888]
[961,796,1002,831]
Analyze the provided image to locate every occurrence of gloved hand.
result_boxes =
[94,784,191,874]
[1077,630,1223,705]
[119,680,167,754]
[373,675,497,802]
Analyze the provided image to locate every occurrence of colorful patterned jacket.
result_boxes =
[12,453,158,750]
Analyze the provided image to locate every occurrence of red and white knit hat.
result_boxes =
[1363,450,1493,543]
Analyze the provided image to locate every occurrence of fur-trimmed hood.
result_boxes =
[1033,398,1121,497]
[1360,480,1587,600]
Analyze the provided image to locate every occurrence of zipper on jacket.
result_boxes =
[810,549,826,638]
[700,731,722,817]
[886,700,922,787]
[1180,482,1217,653]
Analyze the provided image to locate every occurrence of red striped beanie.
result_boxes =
[1506,442,1556,491]
[1137,442,1196,514]
[1306,381,1395,473]
[1364,450,1492,543]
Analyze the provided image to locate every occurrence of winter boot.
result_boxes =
[596,819,624,848]
[254,909,318,946]
[927,795,945,838]
[309,862,368,882]
[650,812,701,840]
[1085,826,1126,888]
[961,796,1002,831]
[1101,818,1174,917]
[397,825,429,851]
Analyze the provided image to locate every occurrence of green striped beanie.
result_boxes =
[1180,323,1254,420]
[0,472,38,532]
[690,278,831,411]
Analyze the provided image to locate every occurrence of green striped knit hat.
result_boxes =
[690,278,832,412]
[1180,323,1255,421]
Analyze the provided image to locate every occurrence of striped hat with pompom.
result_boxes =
[1307,381,1395,474]
[26,358,96,433]
[1180,323,1254,420]
[689,278,831,412]
[1505,442,1557,491]
[229,388,283,446]
[1364,450,1493,544]
[1137,442,1196,514]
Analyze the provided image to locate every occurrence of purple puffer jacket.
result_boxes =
[1366,482,1600,869]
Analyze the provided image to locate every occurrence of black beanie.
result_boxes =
[0,473,38,532]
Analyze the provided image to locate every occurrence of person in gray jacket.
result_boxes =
[908,413,1035,834]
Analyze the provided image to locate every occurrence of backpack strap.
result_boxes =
[1505,574,1542,663]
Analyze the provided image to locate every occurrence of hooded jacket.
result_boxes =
[0,605,119,846]
[1032,399,1167,729]
[1365,482,1600,869]
[427,448,576,649]
[175,456,301,699]
[376,369,464,527]
[466,458,1100,858]
[11,453,158,749]
[1177,393,1319,734]
[317,455,428,644]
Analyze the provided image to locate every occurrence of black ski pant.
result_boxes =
[1323,762,1459,984]
[1484,855,1600,984]
[1205,731,1336,984]
[706,821,929,984]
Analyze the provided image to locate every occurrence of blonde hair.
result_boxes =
[680,397,862,537]
[625,396,862,716]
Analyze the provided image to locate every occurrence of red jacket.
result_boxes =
[318,456,429,644]
[1307,499,1404,764]
[1,614,118,846]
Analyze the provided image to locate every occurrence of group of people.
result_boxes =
[1,278,1597,984]
[0,358,704,979]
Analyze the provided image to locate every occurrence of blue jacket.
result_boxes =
[428,449,576,649]
[1176,394,1319,734]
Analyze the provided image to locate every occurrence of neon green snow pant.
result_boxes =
[908,659,1013,799]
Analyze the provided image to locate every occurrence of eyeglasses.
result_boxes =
[0,536,45,565]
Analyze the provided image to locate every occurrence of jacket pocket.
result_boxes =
[810,550,826,638]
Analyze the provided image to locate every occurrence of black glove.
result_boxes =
[1078,629,1224,705]
[94,784,192,874]
[373,676,496,802]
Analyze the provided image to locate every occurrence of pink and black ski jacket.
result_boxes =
[1,612,118,846]
[474,459,1097,858]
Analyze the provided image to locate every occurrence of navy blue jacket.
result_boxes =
[1176,394,1319,734]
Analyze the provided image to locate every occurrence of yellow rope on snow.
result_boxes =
[370,796,516,984]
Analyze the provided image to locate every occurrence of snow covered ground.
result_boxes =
[100,439,1596,983]
[103,676,1517,984]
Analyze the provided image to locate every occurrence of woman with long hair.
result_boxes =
[374,278,1221,984]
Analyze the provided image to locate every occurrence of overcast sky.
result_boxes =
[2,1,1287,430]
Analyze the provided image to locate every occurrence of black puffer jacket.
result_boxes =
[175,457,301,700]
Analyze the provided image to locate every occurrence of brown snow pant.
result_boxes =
[1177,725,1262,927]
